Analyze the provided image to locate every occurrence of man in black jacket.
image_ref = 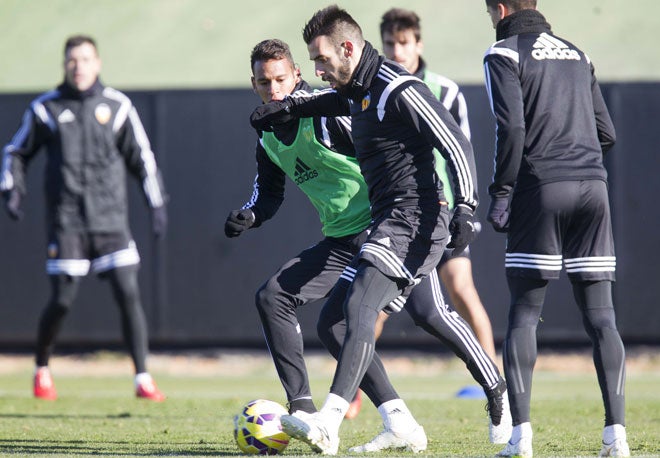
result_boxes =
[483,1,628,457]
[1,35,167,402]
[251,6,509,455]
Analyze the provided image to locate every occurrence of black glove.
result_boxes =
[447,204,476,256]
[225,208,256,238]
[151,205,168,238]
[250,100,294,131]
[487,196,510,233]
[3,190,23,221]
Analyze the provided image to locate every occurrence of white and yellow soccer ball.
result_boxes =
[233,399,290,455]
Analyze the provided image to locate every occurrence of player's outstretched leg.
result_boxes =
[405,270,512,443]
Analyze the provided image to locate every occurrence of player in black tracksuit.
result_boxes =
[482,2,627,456]
[0,35,167,401]
[250,7,509,454]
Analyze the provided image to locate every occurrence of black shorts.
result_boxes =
[263,229,368,305]
[506,180,615,281]
[357,205,450,307]
[45,230,140,276]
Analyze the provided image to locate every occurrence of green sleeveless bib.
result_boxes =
[261,118,372,237]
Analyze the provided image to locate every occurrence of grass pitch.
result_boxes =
[0,350,658,457]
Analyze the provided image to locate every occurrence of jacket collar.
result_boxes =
[58,79,104,100]
[496,9,552,41]
[344,41,383,101]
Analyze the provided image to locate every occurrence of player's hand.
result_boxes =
[487,196,510,233]
[2,190,23,221]
[447,204,476,256]
[250,100,294,132]
[151,205,168,238]
[224,208,256,238]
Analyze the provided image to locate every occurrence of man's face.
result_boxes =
[251,58,300,103]
[307,35,353,92]
[381,29,422,74]
[64,42,101,91]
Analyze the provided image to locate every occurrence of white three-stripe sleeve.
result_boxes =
[106,87,165,209]
[1,92,59,192]
[398,83,478,208]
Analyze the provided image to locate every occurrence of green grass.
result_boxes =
[0,353,658,457]
[0,0,659,93]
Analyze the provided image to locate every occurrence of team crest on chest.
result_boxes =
[94,103,112,125]
[361,92,371,111]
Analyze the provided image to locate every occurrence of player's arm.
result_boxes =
[243,140,286,226]
[115,102,167,210]
[1,103,51,219]
[250,88,350,131]
[589,60,616,154]
[115,99,168,237]
[393,79,478,210]
[1,104,51,194]
[483,49,525,199]
[225,139,287,238]
[448,90,471,141]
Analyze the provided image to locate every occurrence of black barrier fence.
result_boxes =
[0,83,658,350]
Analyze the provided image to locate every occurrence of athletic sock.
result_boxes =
[510,422,533,443]
[320,393,349,430]
[378,398,417,433]
[603,424,626,444]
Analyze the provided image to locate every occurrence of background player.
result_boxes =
[1,35,167,402]
[376,6,497,364]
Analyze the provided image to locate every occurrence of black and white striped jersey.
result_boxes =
[483,10,616,198]
[283,47,478,219]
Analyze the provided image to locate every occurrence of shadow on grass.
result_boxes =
[0,439,245,456]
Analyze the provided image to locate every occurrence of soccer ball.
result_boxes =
[233,399,290,455]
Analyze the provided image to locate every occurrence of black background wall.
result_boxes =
[0,83,658,350]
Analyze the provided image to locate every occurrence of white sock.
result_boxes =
[134,372,152,387]
[377,399,417,433]
[510,422,533,443]
[603,424,626,444]
[319,393,349,430]
[35,365,49,374]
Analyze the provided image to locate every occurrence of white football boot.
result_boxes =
[281,412,339,455]
[599,425,630,457]
[348,424,427,453]
[498,423,533,458]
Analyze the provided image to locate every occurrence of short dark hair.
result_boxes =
[302,4,364,47]
[485,0,537,10]
[64,35,97,56]
[250,39,295,72]
[380,8,422,42]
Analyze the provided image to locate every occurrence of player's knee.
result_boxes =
[583,306,617,332]
[254,281,287,315]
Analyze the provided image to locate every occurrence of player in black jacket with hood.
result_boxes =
[483,1,628,457]
[0,35,167,402]
[251,6,509,455]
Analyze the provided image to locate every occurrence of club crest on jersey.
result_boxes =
[47,243,58,259]
[94,103,112,125]
[361,92,371,111]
